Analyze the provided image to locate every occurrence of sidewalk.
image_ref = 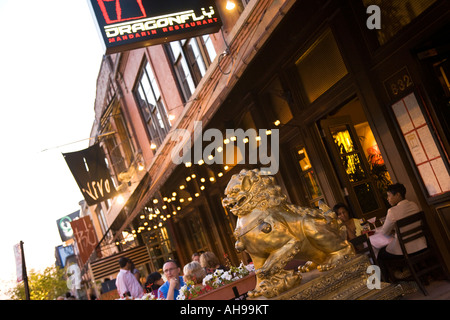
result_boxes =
[400,279,450,300]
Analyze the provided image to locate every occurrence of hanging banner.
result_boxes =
[55,245,75,268]
[56,210,80,242]
[63,143,117,206]
[71,216,99,266]
[13,243,23,282]
[87,0,222,54]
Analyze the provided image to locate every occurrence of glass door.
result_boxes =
[320,115,389,219]
[142,227,176,271]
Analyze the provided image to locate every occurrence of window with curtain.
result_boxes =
[295,29,348,104]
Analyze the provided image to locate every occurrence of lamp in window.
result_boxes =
[150,143,157,150]
[226,0,236,10]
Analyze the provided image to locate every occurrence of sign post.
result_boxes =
[13,241,31,300]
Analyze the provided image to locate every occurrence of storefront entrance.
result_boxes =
[318,98,393,219]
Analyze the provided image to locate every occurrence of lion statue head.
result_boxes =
[222,169,287,216]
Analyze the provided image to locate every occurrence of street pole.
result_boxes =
[20,241,31,300]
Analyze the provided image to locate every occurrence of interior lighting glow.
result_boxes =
[226,0,236,10]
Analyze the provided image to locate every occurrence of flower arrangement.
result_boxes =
[177,262,255,300]
[117,292,164,300]
[137,292,164,300]
[177,281,214,300]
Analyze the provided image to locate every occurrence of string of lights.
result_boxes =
[122,126,276,241]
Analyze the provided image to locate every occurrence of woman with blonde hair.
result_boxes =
[199,251,228,275]
[183,261,206,285]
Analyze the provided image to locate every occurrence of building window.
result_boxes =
[142,227,176,271]
[265,76,293,125]
[167,36,217,100]
[96,206,111,239]
[294,147,324,207]
[362,0,437,45]
[134,59,170,150]
[101,102,135,179]
[295,29,348,103]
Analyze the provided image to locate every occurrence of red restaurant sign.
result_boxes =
[88,0,222,54]
[71,216,99,266]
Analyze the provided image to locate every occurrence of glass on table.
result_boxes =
[367,217,377,231]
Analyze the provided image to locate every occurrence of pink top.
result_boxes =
[115,269,144,299]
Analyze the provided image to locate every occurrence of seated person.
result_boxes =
[199,251,228,275]
[144,272,164,296]
[333,202,362,240]
[157,260,185,300]
[377,183,427,280]
[183,261,207,288]
[191,252,201,263]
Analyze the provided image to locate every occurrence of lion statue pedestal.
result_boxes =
[249,254,407,300]
[223,169,408,300]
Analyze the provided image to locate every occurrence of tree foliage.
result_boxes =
[7,266,67,300]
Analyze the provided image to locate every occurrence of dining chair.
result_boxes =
[349,233,379,266]
[390,211,448,295]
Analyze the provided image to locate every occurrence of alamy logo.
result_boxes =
[170,121,280,175]
[366,5,381,30]
[366,265,381,289]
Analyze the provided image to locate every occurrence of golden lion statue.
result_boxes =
[222,169,355,298]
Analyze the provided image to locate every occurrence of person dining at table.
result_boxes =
[183,261,208,293]
[376,183,427,281]
[200,251,228,275]
[157,260,185,300]
[333,202,362,240]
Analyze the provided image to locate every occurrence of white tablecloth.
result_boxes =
[369,232,393,257]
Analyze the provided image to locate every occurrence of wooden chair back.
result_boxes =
[349,233,378,266]
[394,211,447,295]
